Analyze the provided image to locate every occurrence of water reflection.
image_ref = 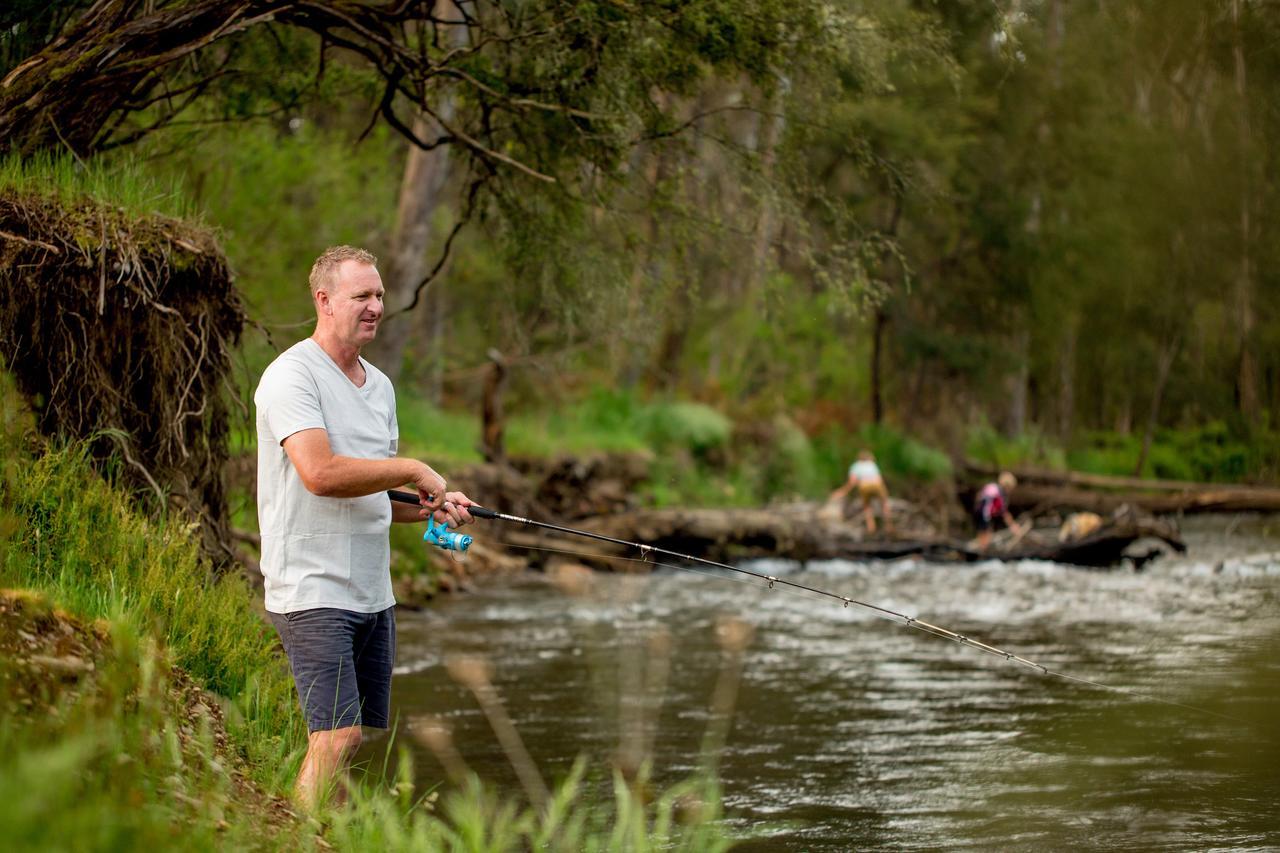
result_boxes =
[377,526,1280,850]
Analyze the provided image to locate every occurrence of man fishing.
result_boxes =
[254,245,474,808]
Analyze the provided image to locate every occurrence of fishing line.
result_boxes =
[391,491,1243,723]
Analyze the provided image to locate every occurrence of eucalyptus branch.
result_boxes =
[421,97,555,182]
[435,65,602,119]
[388,172,487,317]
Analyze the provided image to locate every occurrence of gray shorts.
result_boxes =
[269,606,396,732]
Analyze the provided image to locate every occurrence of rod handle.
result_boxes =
[387,490,498,519]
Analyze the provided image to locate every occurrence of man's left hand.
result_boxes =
[421,490,475,527]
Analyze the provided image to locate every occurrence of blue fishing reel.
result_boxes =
[424,517,472,552]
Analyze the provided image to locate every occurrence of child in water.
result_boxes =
[828,450,892,534]
[972,471,1026,550]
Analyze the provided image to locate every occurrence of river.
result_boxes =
[373,516,1280,850]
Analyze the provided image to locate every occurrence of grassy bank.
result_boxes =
[388,387,954,508]
[392,388,1276,507]
[0,392,303,846]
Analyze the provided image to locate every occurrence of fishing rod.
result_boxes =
[389,490,1238,722]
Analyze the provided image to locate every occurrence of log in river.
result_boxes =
[488,503,1185,571]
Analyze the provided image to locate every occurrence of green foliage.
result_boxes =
[760,416,822,498]
[506,388,651,457]
[0,380,299,845]
[965,422,1068,471]
[17,0,1280,495]
[132,119,403,378]
[645,455,762,509]
[641,400,733,459]
[504,387,730,463]
[394,397,486,469]
[1068,424,1280,483]
[964,418,1280,484]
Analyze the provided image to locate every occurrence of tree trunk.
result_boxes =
[1134,336,1179,477]
[748,76,789,292]
[619,145,666,388]
[0,1,446,157]
[647,242,695,391]
[366,3,466,382]
[1006,327,1030,436]
[1231,0,1259,423]
[1114,392,1132,435]
[1058,314,1077,440]
[870,308,887,425]
[869,198,902,425]
[423,273,448,405]
[480,350,508,464]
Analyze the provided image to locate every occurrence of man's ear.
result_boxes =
[315,289,332,315]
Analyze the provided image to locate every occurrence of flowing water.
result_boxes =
[376,517,1280,850]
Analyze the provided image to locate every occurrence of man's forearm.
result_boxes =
[306,455,432,499]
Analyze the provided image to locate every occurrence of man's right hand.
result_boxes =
[414,464,448,512]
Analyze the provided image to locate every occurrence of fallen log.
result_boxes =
[1013,483,1280,515]
[962,463,1280,515]
[482,503,1184,570]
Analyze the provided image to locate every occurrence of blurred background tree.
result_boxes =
[4,0,1280,491]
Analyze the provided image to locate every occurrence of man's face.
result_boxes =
[321,260,385,348]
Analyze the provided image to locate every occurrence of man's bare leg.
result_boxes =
[296,725,363,810]
[863,503,877,534]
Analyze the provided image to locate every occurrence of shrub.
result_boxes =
[641,401,732,459]
[860,424,953,483]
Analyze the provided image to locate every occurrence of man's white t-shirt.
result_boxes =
[254,338,399,614]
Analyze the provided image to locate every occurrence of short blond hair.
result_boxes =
[309,245,377,295]
[998,471,1017,491]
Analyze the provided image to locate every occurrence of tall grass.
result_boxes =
[0,151,199,220]
[0,440,304,783]
[329,754,734,852]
